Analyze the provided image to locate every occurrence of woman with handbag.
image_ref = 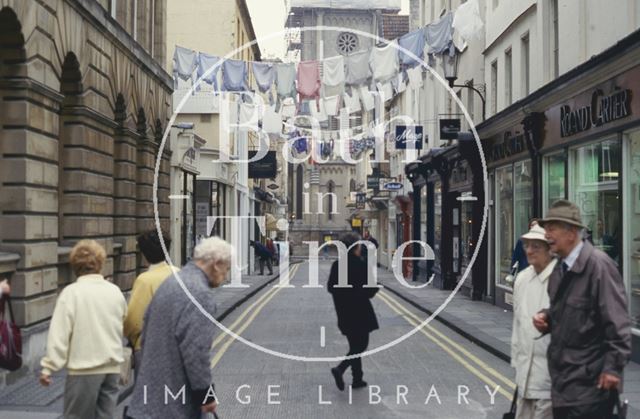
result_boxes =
[39,240,127,419]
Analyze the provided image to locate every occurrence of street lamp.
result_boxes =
[443,50,486,121]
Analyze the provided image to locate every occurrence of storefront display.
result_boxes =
[625,130,640,328]
[570,139,621,263]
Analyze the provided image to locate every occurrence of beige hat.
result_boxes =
[521,223,548,242]
[538,199,586,229]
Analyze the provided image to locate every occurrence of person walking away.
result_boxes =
[511,223,556,419]
[0,279,10,298]
[39,240,127,419]
[127,237,232,419]
[250,240,273,275]
[328,232,379,391]
[124,230,177,378]
[533,200,631,419]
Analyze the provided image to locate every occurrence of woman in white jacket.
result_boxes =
[510,223,556,419]
[39,240,127,419]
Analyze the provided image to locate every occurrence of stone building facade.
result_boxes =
[0,0,173,382]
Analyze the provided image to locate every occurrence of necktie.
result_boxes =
[562,262,569,276]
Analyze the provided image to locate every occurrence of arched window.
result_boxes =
[350,178,356,192]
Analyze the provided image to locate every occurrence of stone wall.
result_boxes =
[0,0,173,382]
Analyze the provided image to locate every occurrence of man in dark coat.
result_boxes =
[250,240,273,275]
[327,232,379,391]
[534,200,631,419]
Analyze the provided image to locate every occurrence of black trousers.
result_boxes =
[336,332,369,381]
[259,257,273,274]
[552,397,615,419]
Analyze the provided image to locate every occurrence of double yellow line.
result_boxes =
[210,263,301,369]
[376,290,515,400]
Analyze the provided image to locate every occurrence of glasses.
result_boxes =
[523,242,547,251]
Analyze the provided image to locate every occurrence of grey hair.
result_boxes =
[193,237,233,263]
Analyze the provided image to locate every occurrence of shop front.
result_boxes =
[407,142,486,300]
[478,28,640,358]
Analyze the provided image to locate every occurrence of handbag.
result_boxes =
[502,387,517,419]
[0,295,22,371]
[612,389,628,419]
[119,346,133,386]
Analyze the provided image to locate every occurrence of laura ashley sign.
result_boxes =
[560,87,632,137]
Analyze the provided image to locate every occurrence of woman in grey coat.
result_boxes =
[126,237,232,419]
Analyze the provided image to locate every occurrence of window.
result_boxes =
[337,32,359,55]
[466,79,475,125]
[131,0,138,41]
[521,33,530,96]
[551,0,559,77]
[495,165,513,288]
[543,152,566,211]
[150,0,155,56]
[490,60,498,115]
[625,130,640,329]
[327,181,335,220]
[505,48,512,105]
[570,139,621,263]
[110,0,117,18]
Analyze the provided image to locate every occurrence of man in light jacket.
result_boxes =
[534,200,631,419]
[511,222,556,419]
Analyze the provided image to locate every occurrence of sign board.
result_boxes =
[439,118,461,140]
[382,181,403,191]
[351,218,362,227]
[367,175,381,189]
[395,125,424,149]
[248,150,277,179]
[356,193,366,209]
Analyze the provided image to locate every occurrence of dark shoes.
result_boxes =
[331,367,345,391]
[352,380,367,389]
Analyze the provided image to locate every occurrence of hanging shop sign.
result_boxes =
[248,150,277,179]
[382,181,403,191]
[356,193,366,209]
[395,125,424,149]
[439,118,461,140]
[351,218,362,227]
[367,174,381,189]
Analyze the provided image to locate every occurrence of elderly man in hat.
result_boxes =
[511,222,556,419]
[533,200,631,419]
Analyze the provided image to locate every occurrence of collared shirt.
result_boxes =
[563,240,584,271]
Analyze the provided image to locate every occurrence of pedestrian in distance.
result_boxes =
[250,239,274,275]
[510,218,539,277]
[533,200,631,419]
[127,237,232,419]
[39,240,127,419]
[124,229,177,379]
[328,232,380,391]
[510,222,555,419]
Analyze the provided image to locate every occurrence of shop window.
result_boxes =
[460,192,474,268]
[514,160,533,240]
[543,152,566,210]
[625,130,640,328]
[434,181,442,270]
[495,165,514,288]
[571,139,621,263]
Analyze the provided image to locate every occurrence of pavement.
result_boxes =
[0,268,282,419]
[376,269,640,415]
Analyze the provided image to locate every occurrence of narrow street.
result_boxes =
[206,261,514,418]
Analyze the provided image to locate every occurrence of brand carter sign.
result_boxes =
[560,87,632,137]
